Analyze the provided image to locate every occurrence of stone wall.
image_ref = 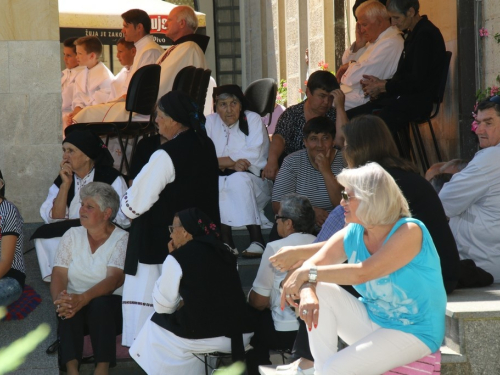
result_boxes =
[482,0,500,89]
[0,0,62,223]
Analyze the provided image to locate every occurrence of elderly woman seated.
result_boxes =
[206,84,272,257]
[34,130,129,282]
[277,163,446,375]
[0,177,26,307]
[246,193,316,375]
[51,182,128,375]
[271,116,344,236]
[129,208,253,375]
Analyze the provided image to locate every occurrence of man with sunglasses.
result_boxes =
[439,96,500,284]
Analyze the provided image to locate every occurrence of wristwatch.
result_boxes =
[308,266,318,283]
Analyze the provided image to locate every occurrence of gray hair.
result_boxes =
[215,93,241,106]
[175,5,198,31]
[337,162,410,227]
[387,0,420,15]
[280,193,315,234]
[356,0,389,21]
[80,182,120,221]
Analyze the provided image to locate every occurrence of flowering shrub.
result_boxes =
[479,27,489,37]
[276,79,287,106]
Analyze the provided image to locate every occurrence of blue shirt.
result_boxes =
[315,205,345,243]
[343,217,446,352]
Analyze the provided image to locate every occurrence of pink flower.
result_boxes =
[479,27,489,37]
[282,82,287,88]
[471,120,479,132]
[276,94,282,101]
[318,61,329,70]
[298,88,304,94]
[491,86,499,96]
[304,80,308,86]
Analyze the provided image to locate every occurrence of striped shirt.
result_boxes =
[0,199,25,283]
[272,149,345,212]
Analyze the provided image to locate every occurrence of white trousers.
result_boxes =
[219,172,271,227]
[121,263,162,347]
[309,283,430,375]
[130,315,253,375]
[35,237,61,282]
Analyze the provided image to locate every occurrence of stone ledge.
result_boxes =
[446,284,500,319]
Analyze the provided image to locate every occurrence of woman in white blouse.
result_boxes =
[206,85,271,257]
[51,182,128,375]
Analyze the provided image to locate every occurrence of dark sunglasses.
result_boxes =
[341,190,352,202]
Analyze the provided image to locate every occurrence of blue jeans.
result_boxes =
[0,277,23,307]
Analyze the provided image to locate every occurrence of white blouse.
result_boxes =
[39,169,130,229]
[54,226,128,296]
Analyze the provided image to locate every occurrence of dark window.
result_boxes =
[213,0,242,86]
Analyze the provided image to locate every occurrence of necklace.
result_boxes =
[169,128,188,141]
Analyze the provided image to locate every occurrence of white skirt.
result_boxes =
[35,237,62,282]
[73,101,149,123]
[121,263,162,347]
[130,315,253,375]
[219,172,272,227]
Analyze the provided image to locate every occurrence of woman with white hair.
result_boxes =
[277,163,446,374]
[206,84,271,257]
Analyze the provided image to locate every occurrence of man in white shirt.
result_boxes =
[73,8,165,123]
[439,97,500,282]
[336,0,403,110]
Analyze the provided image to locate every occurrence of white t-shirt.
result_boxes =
[252,232,317,331]
[54,226,128,296]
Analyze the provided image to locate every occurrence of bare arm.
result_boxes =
[332,90,348,148]
[315,148,342,208]
[269,241,326,271]
[0,235,17,279]
[51,160,74,219]
[262,134,285,180]
[248,290,270,311]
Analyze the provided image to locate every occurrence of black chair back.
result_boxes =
[172,66,197,95]
[125,64,161,115]
[194,69,212,110]
[0,169,5,197]
[244,78,277,118]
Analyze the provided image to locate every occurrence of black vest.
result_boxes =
[124,130,220,274]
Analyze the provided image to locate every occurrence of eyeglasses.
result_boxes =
[341,190,353,202]
[168,225,182,234]
[489,96,500,105]
[275,215,289,222]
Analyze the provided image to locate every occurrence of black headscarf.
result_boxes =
[212,84,249,136]
[177,207,235,264]
[157,91,207,142]
[63,130,114,167]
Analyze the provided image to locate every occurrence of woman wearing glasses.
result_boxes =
[130,208,253,375]
[246,193,316,375]
[279,163,446,374]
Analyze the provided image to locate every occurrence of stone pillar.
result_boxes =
[270,0,286,83]
[482,0,500,88]
[284,0,308,106]
[0,0,62,223]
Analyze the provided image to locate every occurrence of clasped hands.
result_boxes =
[54,290,88,320]
[360,75,386,99]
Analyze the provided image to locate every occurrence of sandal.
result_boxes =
[241,242,265,258]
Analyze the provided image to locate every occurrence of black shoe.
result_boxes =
[46,339,59,355]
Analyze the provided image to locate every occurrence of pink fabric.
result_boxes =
[383,351,441,374]
[82,334,131,359]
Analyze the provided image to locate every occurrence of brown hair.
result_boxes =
[74,36,103,58]
[63,37,78,54]
[117,37,135,50]
[342,115,418,173]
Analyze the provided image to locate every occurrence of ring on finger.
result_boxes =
[285,294,290,298]
[302,309,308,315]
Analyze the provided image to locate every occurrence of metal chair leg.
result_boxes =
[427,119,442,162]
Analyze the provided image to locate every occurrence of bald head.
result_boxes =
[165,5,198,41]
